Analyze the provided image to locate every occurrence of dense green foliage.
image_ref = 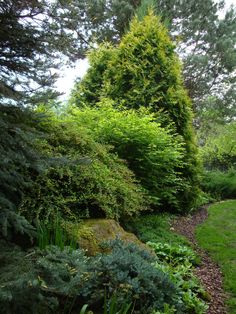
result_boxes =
[21,110,146,223]
[71,13,201,212]
[196,200,236,313]
[0,240,182,314]
[1,1,235,313]
[67,0,236,126]
[69,102,188,211]
[199,122,236,200]
[149,242,208,313]
[200,122,236,171]
[1,0,235,121]
[0,238,208,314]
[0,106,43,239]
[122,213,189,246]
[201,169,236,200]
[0,106,146,239]
[72,14,193,136]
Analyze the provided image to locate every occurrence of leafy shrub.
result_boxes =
[0,104,146,243]
[19,109,147,225]
[71,12,201,212]
[148,242,208,314]
[200,122,236,171]
[201,169,236,200]
[68,102,188,212]
[147,242,198,266]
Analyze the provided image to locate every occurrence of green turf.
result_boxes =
[196,200,236,313]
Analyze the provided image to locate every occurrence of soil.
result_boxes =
[172,205,227,314]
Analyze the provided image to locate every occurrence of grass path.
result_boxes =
[196,200,236,313]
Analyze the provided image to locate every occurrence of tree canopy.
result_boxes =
[0,0,141,104]
[136,0,236,125]
[1,0,235,118]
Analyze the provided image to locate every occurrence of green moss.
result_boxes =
[65,219,153,256]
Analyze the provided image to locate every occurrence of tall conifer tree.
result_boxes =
[72,13,201,210]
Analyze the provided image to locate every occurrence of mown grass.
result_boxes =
[196,200,236,313]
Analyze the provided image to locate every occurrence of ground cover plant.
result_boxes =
[196,200,236,313]
[148,242,208,314]
[0,238,207,314]
[123,214,208,313]
[122,213,189,246]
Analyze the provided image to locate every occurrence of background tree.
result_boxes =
[75,0,236,127]
[1,0,235,117]
[149,0,236,126]
[0,0,141,105]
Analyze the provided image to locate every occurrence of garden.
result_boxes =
[0,1,236,313]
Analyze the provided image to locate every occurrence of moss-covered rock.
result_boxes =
[67,219,153,256]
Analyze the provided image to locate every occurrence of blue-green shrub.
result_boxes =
[0,240,183,313]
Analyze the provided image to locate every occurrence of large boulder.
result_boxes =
[70,219,153,256]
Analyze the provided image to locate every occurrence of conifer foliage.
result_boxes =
[0,106,41,239]
[72,13,201,211]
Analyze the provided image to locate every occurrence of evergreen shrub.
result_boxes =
[0,239,209,313]
[71,13,201,212]
[20,109,147,224]
[0,106,44,239]
[0,240,59,314]
[86,239,183,313]
[0,240,184,314]
[0,105,146,239]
